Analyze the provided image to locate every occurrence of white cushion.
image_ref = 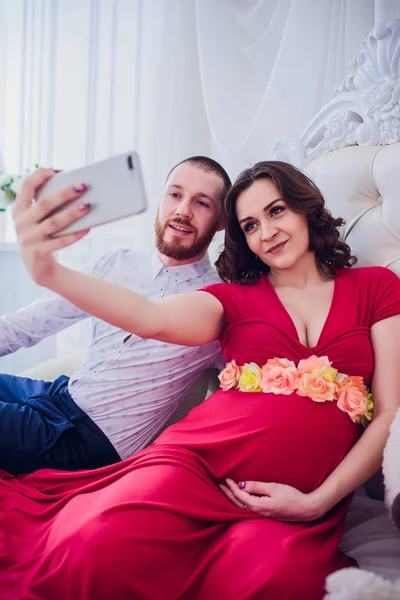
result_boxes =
[19,350,88,381]
[305,143,400,273]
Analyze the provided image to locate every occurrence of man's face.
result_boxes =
[155,163,224,261]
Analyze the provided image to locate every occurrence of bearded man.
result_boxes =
[0,156,231,474]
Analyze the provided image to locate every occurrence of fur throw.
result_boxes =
[324,568,400,600]
[383,408,400,529]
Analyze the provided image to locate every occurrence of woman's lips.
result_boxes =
[267,240,288,254]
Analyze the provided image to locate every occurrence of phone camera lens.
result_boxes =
[127,155,134,170]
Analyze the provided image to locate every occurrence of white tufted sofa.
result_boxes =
[306,143,400,273]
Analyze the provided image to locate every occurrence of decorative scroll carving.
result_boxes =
[272,20,400,167]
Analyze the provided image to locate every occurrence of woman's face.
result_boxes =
[235,178,311,272]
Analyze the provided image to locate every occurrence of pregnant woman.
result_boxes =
[1,161,399,600]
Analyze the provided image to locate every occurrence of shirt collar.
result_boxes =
[150,250,213,283]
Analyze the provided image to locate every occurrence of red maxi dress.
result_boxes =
[1,266,400,600]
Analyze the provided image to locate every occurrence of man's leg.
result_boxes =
[0,374,120,475]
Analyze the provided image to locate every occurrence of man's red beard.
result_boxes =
[155,215,217,260]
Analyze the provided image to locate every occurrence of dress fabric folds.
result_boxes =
[1,266,400,600]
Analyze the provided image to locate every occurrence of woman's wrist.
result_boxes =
[41,260,65,291]
[306,488,334,520]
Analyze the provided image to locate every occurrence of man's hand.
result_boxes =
[219,478,324,522]
[13,168,91,286]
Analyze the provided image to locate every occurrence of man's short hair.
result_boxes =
[166,156,231,204]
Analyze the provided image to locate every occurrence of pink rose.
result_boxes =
[260,358,298,395]
[337,385,368,423]
[298,355,331,374]
[218,360,240,391]
[297,372,336,402]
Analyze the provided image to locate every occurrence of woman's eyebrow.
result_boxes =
[239,198,283,225]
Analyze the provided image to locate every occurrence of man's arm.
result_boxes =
[0,289,90,357]
[0,244,128,356]
[0,243,122,357]
[0,249,111,358]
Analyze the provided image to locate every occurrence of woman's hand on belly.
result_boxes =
[220,478,321,522]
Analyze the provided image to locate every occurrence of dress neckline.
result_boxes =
[263,272,340,351]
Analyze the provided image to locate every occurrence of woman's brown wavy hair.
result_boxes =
[215,161,357,284]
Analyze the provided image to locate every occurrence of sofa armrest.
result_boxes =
[18,350,88,381]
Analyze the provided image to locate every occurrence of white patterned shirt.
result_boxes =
[0,250,223,459]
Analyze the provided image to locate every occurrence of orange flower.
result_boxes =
[298,355,332,374]
[260,358,298,395]
[337,385,368,423]
[336,374,365,391]
[297,372,336,402]
[218,360,240,391]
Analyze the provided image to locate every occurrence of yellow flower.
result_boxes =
[313,366,338,383]
[364,393,374,422]
[238,362,262,392]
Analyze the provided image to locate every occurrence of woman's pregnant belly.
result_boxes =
[155,390,361,492]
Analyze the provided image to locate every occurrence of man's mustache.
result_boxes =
[164,219,198,235]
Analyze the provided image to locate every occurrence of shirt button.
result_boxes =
[93,370,98,374]
[118,350,122,354]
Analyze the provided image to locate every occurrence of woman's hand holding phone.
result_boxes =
[35,152,147,236]
[13,168,91,287]
[13,151,147,287]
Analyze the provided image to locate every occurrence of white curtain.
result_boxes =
[0,0,212,254]
[0,0,214,363]
[195,0,384,176]
[2,1,399,223]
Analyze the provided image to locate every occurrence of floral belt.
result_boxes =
[218,355,373,425]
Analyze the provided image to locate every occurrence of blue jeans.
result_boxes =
[0,374,120,475]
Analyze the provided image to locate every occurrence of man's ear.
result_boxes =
[216,216,225,232]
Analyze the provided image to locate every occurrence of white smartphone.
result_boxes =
[36,151,147,237]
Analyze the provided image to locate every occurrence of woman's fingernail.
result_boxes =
[78,202,91,211]
[53,169,62,173]
[73,183,87,193]
[238,481,247,489]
